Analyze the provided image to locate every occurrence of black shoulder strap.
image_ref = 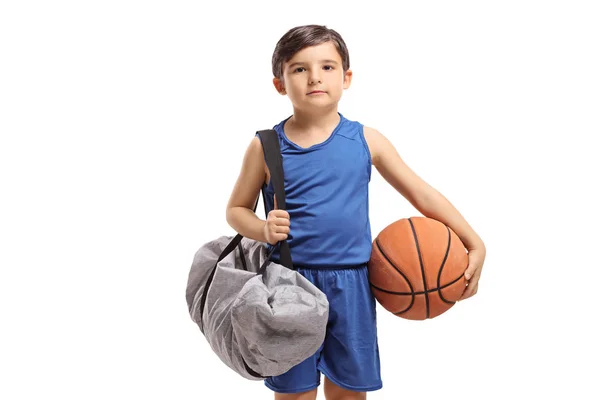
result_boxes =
[256,130,293,270]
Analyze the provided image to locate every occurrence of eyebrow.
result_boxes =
[287,59,340,68]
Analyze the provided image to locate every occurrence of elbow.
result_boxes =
[225,205,243,229]
[225,206,234,228]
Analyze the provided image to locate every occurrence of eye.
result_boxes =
[293,67,306,73]
[323,65,334,71]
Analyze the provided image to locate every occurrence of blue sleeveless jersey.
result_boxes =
[261,112,373,268]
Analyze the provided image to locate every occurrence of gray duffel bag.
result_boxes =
[185,129,329,380]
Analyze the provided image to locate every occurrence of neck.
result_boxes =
[288,107,340,133]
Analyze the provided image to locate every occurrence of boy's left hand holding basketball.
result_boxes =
[459,247,486,301]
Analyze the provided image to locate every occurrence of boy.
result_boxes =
[226,25,486,400]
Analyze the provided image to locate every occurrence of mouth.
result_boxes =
[307,90,327,95]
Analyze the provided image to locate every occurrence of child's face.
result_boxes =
[274,41,352,112]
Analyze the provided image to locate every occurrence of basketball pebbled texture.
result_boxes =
[367,217,468,320]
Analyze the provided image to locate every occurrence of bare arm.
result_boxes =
[363,126,485,252]
[225,137,269,242]
[225,136,290,244]
[364,125,486,300]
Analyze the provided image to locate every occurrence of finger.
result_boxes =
[273,210,290,219]
[464,262,479,281]
[459,282,478,301]
[460,281,474,300]
[467,283,479,298]
[274,233,288,242]
[275,226,290,234]
[464,250,485,280]
[276,217,290,226]
[470,269,482,285]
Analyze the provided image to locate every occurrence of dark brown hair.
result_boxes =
[271,24,350,80]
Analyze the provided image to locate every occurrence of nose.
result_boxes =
[309,70,322,85]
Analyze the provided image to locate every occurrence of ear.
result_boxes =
[343,69,353,90]
[273,77,287,95]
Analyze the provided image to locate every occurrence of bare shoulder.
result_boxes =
[246,136,269,184]
[362,125,394,166]
[246,135,263,157]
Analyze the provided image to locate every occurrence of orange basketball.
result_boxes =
[367,217,468,320]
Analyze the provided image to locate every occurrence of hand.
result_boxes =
[459,246,486,301]
[263,195,290,245]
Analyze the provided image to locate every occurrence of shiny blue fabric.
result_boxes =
[261,112,373,268]
[264,265,382,393]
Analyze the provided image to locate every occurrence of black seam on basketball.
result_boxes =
[394,308,411,316]
[370,273,463,295]
[374,238,415,313]
[409,218,429,318]
[374,239,415,295]
[437,226,454,305]
[369,283,414,314]
[369,282,413,314]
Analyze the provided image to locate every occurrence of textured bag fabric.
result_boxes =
[186,236,329,380]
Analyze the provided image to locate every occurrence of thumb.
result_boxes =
[274,194,278,210]
[464,264,475,281]
[464,257,478,280]
[464,249,483,280]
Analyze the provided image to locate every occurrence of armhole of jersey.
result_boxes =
[358,124,373,182]
[254,132,273,221]
[255,132,270,189]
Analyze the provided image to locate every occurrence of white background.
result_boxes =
[1,1,599,399]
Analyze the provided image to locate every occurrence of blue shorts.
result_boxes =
[264,264,383,394]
